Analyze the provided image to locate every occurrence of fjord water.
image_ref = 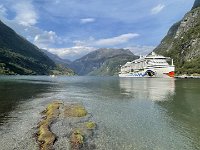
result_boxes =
[0,76,200,150]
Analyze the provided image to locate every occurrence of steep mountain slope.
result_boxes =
[154,0,200,74]
[88,54,138,76]
[41,49,74,75]
[70,48,138,75]
[42,49,71,66]
[0,20,56,75]
[192,0,200,9]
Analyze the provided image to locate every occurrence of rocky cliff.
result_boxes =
[192,0,200,10]
[154,0,200,74]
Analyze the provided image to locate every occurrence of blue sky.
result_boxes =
[0,0,194,60]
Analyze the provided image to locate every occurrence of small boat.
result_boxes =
[119,52,175,78]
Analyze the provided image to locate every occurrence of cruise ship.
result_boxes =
[119,52,175,78]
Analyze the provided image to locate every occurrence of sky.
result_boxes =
[0,0,194,60]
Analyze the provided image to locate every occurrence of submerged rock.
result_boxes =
[70,129,84,149]
[37,101,62,150]
[36,101,97,150]
[85,122,96,130]
[64,104,87,117]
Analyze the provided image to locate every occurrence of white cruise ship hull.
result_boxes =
[119,66,175,78]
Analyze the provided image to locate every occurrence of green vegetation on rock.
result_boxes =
[64,104,88,117]
[0,20,74,75]
[89,54,137,76]
[70,48,138,76]
[70,129,84,149]
[50,64,75,76]
[85,121,96,130]
[0,48,53,75]
[154,2,200,75]
[37,101,61,150]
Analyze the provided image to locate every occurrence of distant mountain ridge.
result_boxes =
[42,49,71,66]
[0,20,73,75]
[41,49,74,75]
[154,0,200,74]
[0,19,137,76]
[70,48,138,75]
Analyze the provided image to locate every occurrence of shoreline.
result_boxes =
[175,75,200,79]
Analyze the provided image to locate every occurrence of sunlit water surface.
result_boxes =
[0,76,200,150]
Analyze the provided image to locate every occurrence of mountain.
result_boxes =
[0,20,55,75]
[42,49,71,66]
[70,48,138,75]
[154,0,200,75]
[0,20,73,75]
[192,0,200,9]
[41,49,74,75]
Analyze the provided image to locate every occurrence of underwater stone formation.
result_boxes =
[36,101,97,150]
[70,129,84,150]
[37,101,62,150]
[64,104,88,117]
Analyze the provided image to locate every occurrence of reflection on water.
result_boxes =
[0,78,54,125]
[119,78,175,101]
[156,79,200,149]
[0,76,200,150]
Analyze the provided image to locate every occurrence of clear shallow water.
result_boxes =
[0,76,200,150]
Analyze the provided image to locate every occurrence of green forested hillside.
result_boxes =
[89,54,138,76]
[70,48,138,76]
[154,0,200,75]
[0,20,73,75]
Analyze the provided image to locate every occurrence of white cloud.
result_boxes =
[0,4,7,18]
[34,31,64,48]
[12,0,38,26]
[0,3,71,56]
[45,39,94,60]
[48,44,95,60]
[126,45,155,55]
[0,8,65,49]
[46,44,155,61]
[0,1,40,38]
[151,4,165,15]
[1,18,51,43]
[45,33,141,60]
[80,18,95,24]
[94,33,139,46]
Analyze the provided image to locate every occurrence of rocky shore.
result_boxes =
[175,75,200,79]
[36,101,97,150]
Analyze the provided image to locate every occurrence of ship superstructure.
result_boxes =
[119,52,175,78]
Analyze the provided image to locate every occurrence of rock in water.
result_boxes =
[36,101,97,150]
